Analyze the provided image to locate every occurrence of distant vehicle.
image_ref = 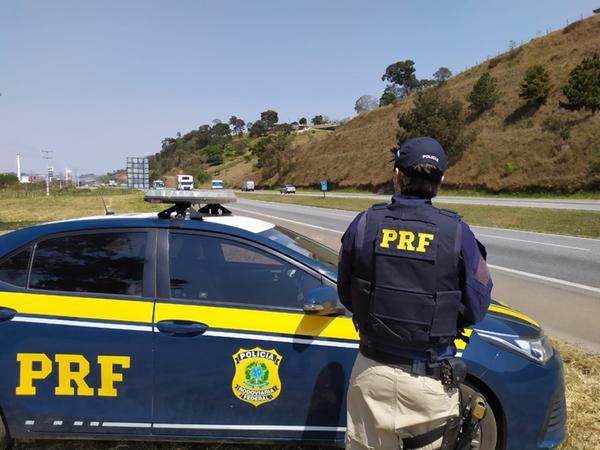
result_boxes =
[176,175,194,191]
[241,180,255,192]
[153,180,165,189]
[108,180,118,187]
[280,184,296,194]
[211,179,224,189]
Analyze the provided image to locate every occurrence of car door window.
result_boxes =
[169,233,321,309]
[0,246,32,287]
[29,232,146,296]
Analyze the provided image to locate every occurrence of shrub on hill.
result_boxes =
[396,89,470,162]
[560,54,600,115]
[468,72,501,115]
[519,65,553,104]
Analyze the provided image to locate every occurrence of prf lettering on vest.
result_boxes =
[380,229,435,253]
[15,353,130,397]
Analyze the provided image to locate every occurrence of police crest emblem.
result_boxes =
[231,347,282,407]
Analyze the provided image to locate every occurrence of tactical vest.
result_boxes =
[350,202,463,353]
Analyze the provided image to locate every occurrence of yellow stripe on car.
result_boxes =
[0,292,153,324]
[153,302,358,340]
[488,304,539,328]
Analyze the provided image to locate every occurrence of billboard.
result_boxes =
[126,157,150,189]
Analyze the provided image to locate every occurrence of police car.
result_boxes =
[0,191,565,449]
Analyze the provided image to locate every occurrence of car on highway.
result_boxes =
[0,192,565,450]
[280,184,296,194]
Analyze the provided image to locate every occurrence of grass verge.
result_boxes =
[240,193,600,238]
[554,340,600,450]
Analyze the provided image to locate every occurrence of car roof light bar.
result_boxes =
[144,189,237,219]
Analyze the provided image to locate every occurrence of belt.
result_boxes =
[359,344,442,379]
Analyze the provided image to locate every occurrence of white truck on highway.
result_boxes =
[241,180,255,191]
[176,175,194,190]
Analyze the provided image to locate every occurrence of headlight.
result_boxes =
[476,330,554,364]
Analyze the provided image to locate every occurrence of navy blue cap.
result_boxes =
[394,137,447,174]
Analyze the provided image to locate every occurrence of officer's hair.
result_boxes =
[399,164,443,199]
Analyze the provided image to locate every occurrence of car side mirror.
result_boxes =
[302,285,344,316]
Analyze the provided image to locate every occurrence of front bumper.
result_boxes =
[480,344,566,449]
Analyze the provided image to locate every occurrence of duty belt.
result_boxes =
[359,344,442,379]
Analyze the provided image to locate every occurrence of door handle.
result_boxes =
[0,307,17,322]
[156,320,208,337]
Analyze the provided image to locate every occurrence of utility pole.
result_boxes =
[41,150,52,196]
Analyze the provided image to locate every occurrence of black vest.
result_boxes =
[350,201,463,355]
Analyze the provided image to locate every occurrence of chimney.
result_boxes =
[16,153,22,182]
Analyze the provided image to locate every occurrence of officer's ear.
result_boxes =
[393,168,402,192]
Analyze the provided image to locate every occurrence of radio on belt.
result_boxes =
[144,188,237,219]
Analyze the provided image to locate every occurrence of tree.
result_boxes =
[299,117,307,125]
[249,120,269,137]
[250,133,293,177]
[519,65,552,104]
[560,54,600,115]
[396,89,468,161]
[0,174,18,188]
[228,116,246,134]
[260,110,279,128]
[382,60,419,96]
[379,84,402,106]
[204,145,224,166]
[433,67,452,85]
[354,95,378,114]
[311,115,324,125]
[468,72,500,114]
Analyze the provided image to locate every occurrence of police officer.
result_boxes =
[338,137,493,450]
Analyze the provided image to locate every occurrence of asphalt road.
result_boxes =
[231,198,600,352]
[248,190,600,211]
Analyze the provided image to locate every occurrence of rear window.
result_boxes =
[29,232,146,296]
[0,247,32,287]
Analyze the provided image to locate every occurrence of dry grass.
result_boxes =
[554,340,600,450]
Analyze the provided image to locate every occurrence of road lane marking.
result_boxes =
[476,233,590,251]
[230,207,344,234]
[488,264,600,294]
[233,206,599,293]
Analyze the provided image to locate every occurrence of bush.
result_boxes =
[519,65,552,104]
[0,174,19,189]
[561,54,600,115]
[396,89,469,162]
[468,72,500,114]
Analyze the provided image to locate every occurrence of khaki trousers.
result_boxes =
[346,352,460,450]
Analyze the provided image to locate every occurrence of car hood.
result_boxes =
[474,300,542,337]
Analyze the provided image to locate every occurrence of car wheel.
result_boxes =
[460,383,498,450]
[0,415,10,450]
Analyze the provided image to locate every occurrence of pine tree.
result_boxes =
[561,54,600,115]
[467,72,500,114]
[519,65,552,104]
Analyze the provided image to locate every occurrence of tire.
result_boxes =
[0,415,10,450]
[460,383,498,450]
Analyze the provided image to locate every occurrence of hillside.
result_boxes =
[273,14,600,193]
[152,14,600,193]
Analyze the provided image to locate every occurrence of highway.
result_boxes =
[248,190,600,211]
[231,198,600,352]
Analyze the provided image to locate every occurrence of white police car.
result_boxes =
[0,191,565,449]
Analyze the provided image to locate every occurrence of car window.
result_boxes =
[0,247,32,287]
[169,233,321,309]
[29,232,146,296]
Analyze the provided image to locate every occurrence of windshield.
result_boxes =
[260,226,338,271]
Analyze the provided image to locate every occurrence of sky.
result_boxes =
[1,0,598,175]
